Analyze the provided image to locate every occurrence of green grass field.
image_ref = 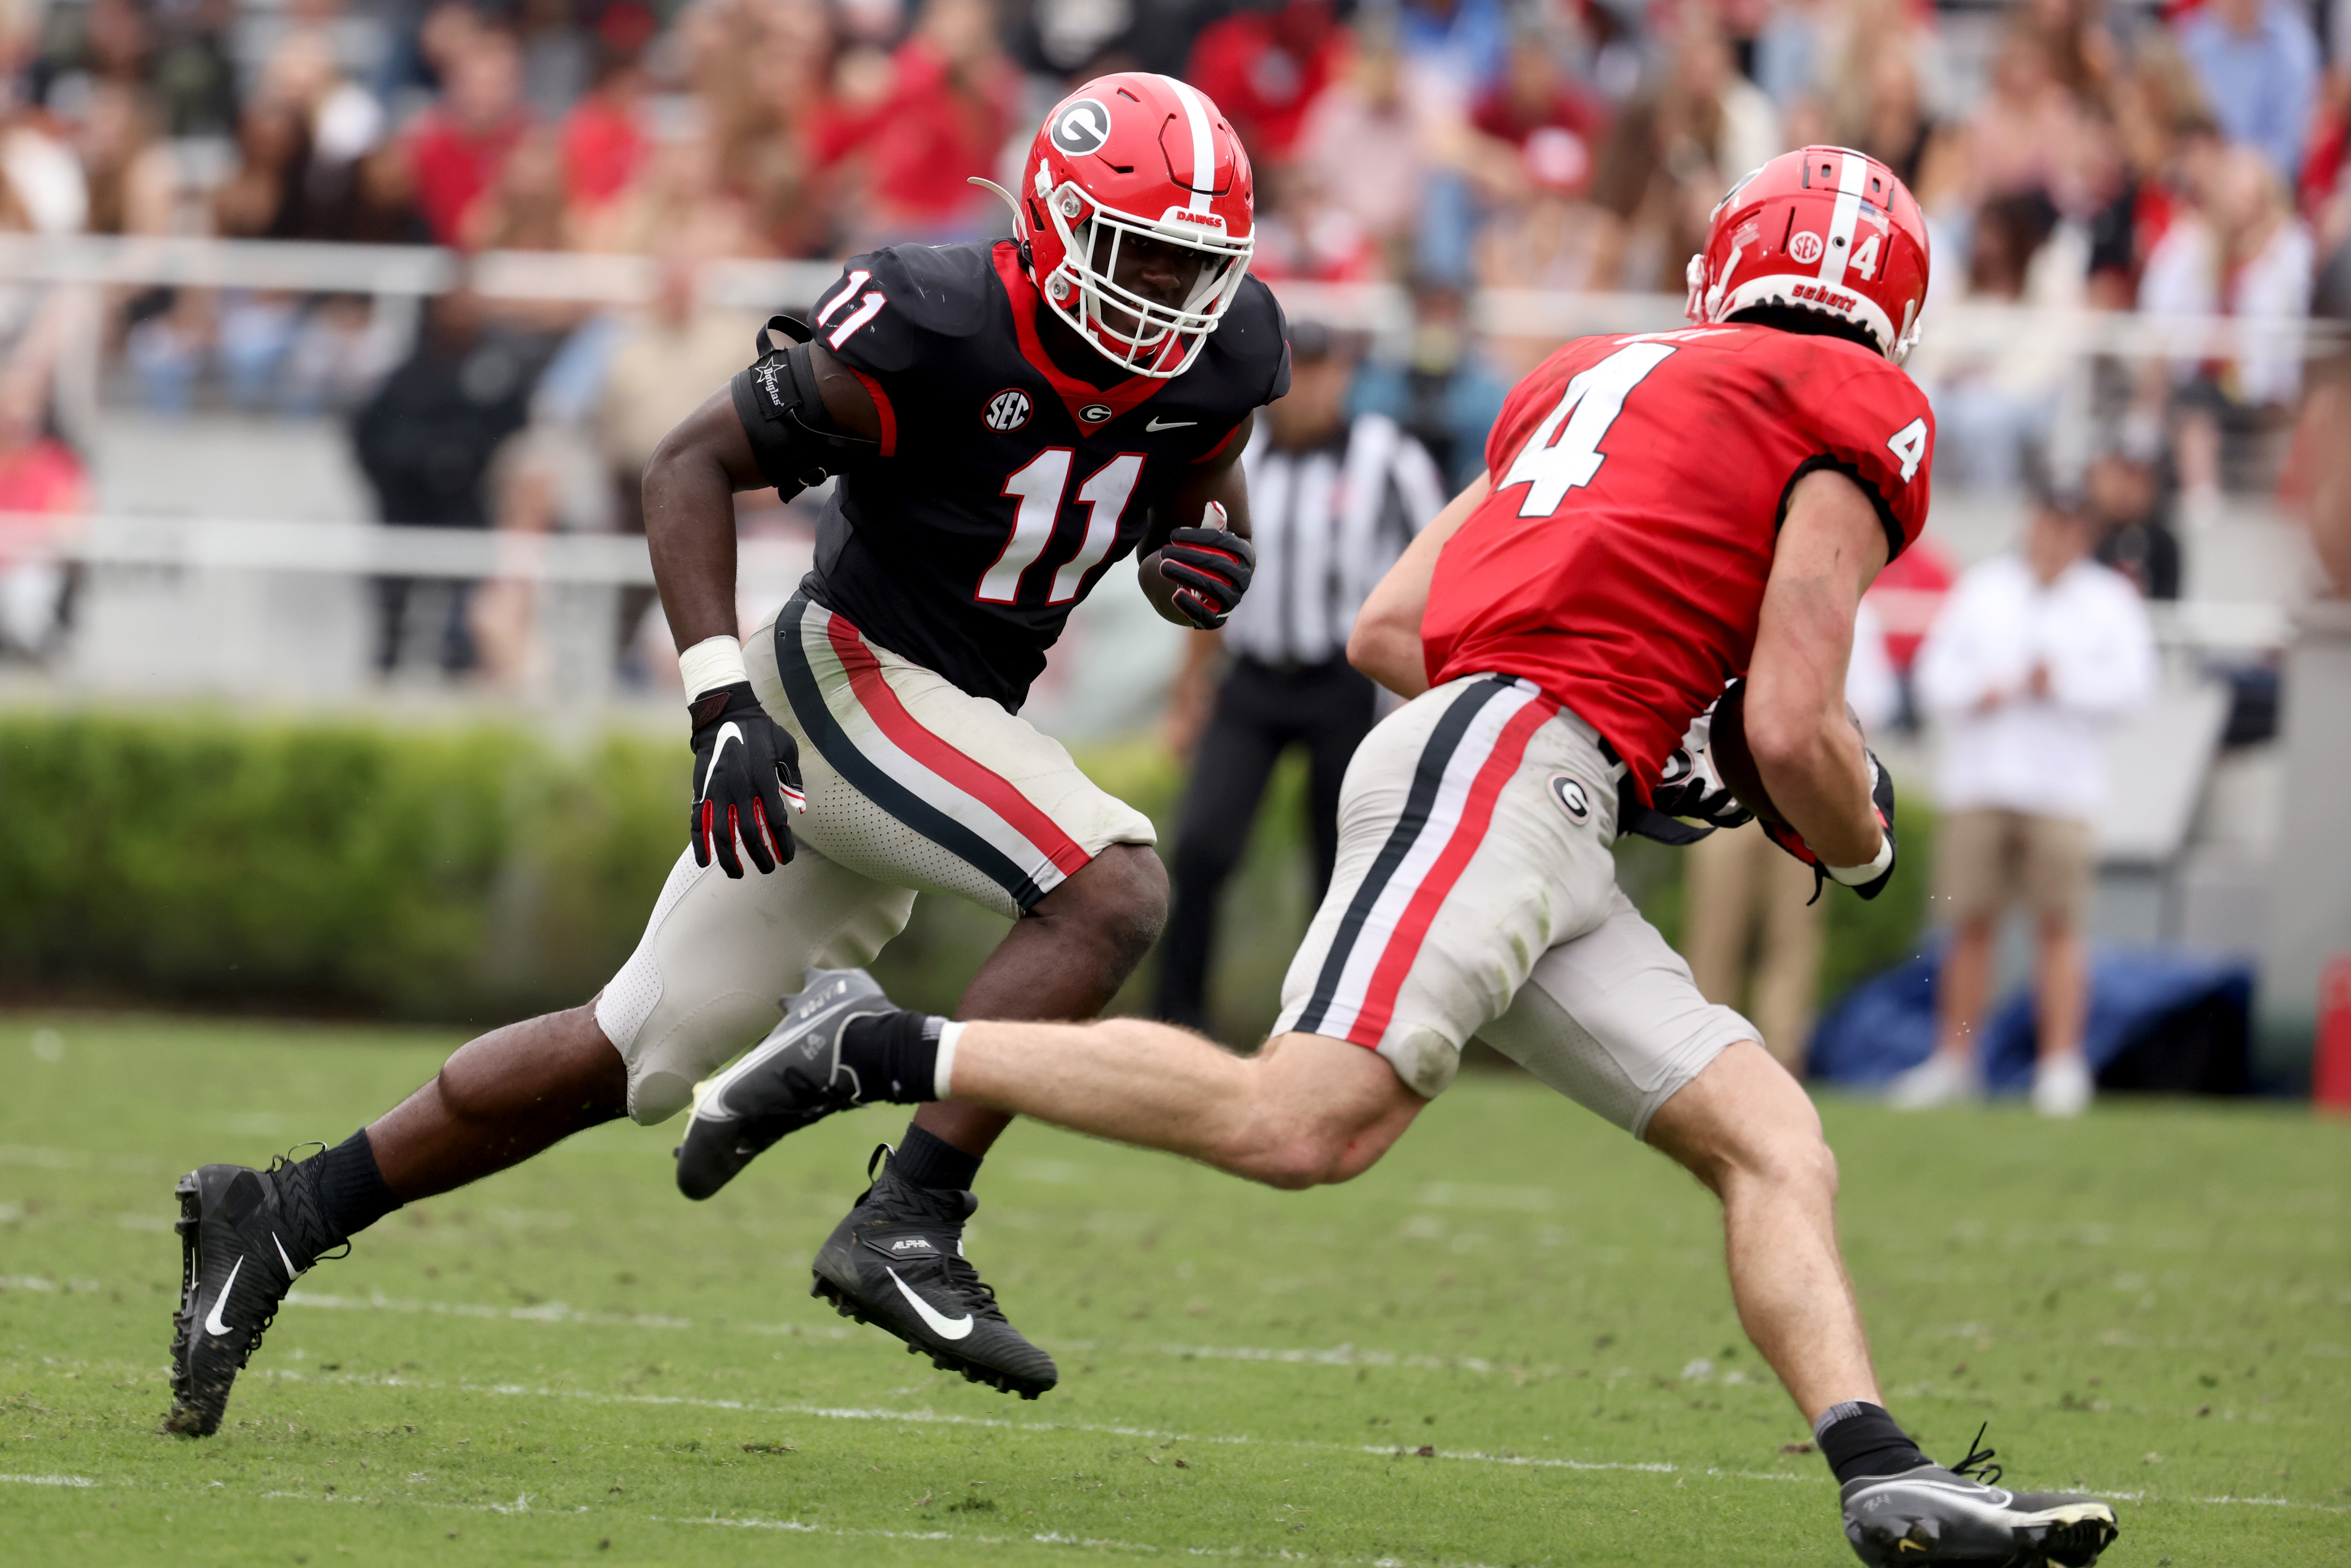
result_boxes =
[0,1014,2344,1566]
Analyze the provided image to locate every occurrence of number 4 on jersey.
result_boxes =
[1886,417,1928,483]
[1497,341,1678,518]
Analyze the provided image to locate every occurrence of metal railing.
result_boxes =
[6,233,2342,361]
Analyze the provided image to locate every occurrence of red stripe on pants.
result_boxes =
[1345,695,1556,1048]
[823,613,1093,879]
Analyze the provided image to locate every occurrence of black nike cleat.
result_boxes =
[1842,1428,2118,1566]
[811,1144,1057,1400]
[675,968,900,1200]
[166,1158,343,1437]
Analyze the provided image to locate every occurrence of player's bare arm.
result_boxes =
[1743,467,1889,868]
[1349,470,1490,697]
[641,348,880,649]
[1136,412,1256,627]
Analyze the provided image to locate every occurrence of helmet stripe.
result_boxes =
[1164,75,1216,214]
[1818,150,1867,287]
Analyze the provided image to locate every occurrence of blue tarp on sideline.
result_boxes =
[1809,944,2255,1093]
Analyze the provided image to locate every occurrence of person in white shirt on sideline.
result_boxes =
[1893,490,2157,1116]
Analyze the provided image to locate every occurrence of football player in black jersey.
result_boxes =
[164,73,1290,1436]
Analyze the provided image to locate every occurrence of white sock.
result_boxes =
[933,1021,963,1100]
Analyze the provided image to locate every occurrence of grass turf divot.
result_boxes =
[1,1013,2346,1565]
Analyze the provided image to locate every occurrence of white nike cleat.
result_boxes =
[810,1144,1057,1399]
[1885,1051,1981,1111]
[2032,1052,2095,1119]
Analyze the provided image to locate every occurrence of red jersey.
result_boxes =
[1422,325,1934,796]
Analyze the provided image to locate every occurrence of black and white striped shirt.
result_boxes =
[1225,412,1447,667]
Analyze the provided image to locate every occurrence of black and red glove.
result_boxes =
[1760,747,1899,902]
[688,682,806,877]
[1159,502,1255,629]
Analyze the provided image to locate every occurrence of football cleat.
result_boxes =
[674,968,898,1200]
[166,1158,343,1437]
[812,1144,1057,1400]
[1842,1428,2118,1566]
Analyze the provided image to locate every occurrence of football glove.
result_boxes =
[688,681,806,878]
[1760,746,1899,903]
[1160,502,1255,630]
[1649,703,1755,831]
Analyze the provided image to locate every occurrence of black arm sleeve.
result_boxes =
[727,315,881,502]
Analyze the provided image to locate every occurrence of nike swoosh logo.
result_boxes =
[202,1256,242,1336]
[886,1267,974,1340]
[1145,417,1197,432]
[273,1232,300,1279]
[702,723,743,801]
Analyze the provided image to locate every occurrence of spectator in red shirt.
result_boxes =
[1469,23,1603,152]
[407,21,529,246]
[560,16,655,216]
[821,0,1019,247]
[1185,0,1345,160]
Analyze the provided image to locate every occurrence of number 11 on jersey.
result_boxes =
[1497,340,1678,519]
[981,450,1147,605]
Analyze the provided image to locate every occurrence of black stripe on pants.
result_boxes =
[1153,656,1379,1031]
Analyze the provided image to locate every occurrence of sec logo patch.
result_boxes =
[1079,402,1113,423]
[1788,230,1825,265]
[983,388,1032,431]
[1548,772,1592,824]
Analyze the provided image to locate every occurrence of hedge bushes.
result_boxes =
[0,711,1930,1035]
[0,711,679,1021]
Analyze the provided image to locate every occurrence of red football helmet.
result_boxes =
[1684,145,1930,364]
[1013,73,1256,379]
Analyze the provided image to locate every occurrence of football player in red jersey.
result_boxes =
[691,149,2119,1566]
[166,76,1287,1432]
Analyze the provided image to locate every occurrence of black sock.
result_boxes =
[1814,1401,1931,1484]
[891,1123,983,1192]
[839,1011,945,1104]
[308,1130,401,1242]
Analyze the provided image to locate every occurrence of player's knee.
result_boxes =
[435,1004,618,1124]
[1724,1110,1838,1202]
[1044,844,1168,973]
[1216,1086,1377,1191]
[1225,1124,1351,1190]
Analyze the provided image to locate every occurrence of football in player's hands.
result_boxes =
[1160,501,1255,630]
[1703,678,1866,827]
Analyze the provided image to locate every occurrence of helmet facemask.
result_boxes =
[1034,171,1253,379]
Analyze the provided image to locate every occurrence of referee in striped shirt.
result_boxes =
[1154,321,1448,1031]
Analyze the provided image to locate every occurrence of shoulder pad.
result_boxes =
[1205,275,1291,405]
[816,245,999,372]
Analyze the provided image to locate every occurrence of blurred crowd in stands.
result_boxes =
[3,0,2351,676]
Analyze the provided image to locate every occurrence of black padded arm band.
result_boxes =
[727,315,880,502]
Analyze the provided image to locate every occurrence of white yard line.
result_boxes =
[254,1364,1811,1484]
[276,1288,1511,1374]
[237,1368,2351,1512]
[0,1473,98,1487]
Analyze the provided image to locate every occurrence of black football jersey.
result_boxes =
[790,240,1290,711]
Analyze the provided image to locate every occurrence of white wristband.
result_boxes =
[678,635,748,697]
[1826,830,1896,887]
[933,1021,964,1100]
